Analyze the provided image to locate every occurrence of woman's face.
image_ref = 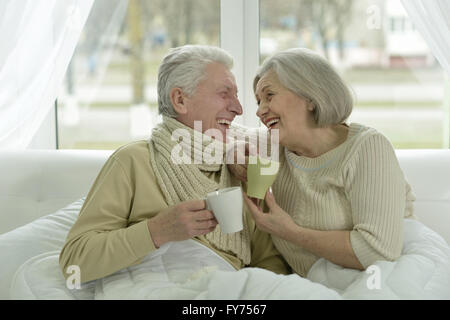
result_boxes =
[255,70,315,147]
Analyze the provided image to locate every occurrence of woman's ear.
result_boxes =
[170,87,188,115]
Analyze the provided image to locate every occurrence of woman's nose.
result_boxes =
[256,101,268,119]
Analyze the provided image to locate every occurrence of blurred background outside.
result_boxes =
[57,0,449,150]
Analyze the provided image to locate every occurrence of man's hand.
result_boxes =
[147,200,218,248]
[227,162,248,183]
[226,141,256,183]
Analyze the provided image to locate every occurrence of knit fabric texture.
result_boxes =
[148,116,251,264]
[271,123,416,277]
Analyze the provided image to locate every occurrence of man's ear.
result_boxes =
[170,87,188,115]
[306,99,316,112]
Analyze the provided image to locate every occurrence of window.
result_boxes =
[56,0,448,150]
[57,0,220,150]
[260,0,447,149]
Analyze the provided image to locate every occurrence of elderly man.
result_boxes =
[59,45,289,284]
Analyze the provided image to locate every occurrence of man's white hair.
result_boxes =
[158,45,234,118]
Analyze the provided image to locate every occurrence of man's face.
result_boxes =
[178,62,243,142]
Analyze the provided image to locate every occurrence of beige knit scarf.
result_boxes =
[147,116,251,265]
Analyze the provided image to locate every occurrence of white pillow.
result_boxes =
[0,198,84,299]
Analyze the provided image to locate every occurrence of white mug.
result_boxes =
[205,186,243,234]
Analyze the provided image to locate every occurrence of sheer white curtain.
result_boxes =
[401,0,450,76]
[0,0,94,149]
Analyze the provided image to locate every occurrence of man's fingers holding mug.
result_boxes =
[192,213,218,236]
[194,209,216,221]
[195,219,218,230]
[180,199,207,211]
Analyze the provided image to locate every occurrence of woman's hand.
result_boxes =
[245,190,365,271]
[243,189,297,240]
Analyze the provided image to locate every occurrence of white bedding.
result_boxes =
[7,213,450,299]
[0,198,83,299]
[9,240,341,300]
[1,197,449,300]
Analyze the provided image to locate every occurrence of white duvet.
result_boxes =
[8,218,450,300]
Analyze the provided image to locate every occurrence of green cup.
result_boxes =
[246,155,280,199]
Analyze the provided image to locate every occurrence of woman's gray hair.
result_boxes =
[254,48,354,127]
[158,45,234,118]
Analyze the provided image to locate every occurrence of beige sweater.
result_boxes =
[271,123,416,277]
[59,140,290,283]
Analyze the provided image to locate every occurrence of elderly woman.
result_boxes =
[242,48,416,277]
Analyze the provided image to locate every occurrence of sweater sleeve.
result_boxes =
[345,133,406,268]
[59,154,156,283]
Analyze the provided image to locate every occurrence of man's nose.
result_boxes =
[229,97,243,115]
